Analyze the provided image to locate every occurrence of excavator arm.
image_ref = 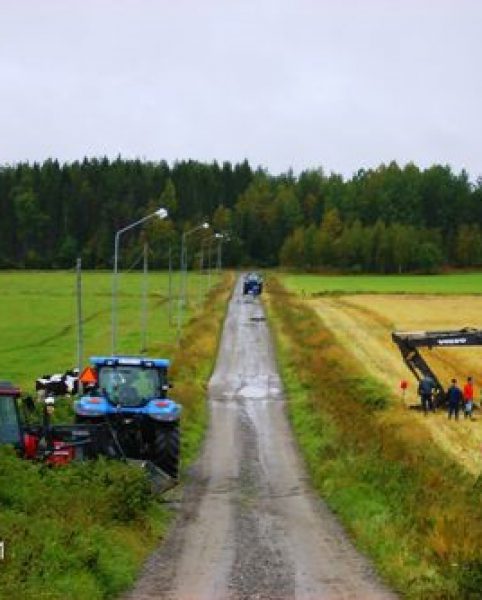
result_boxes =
[391,328,482,407]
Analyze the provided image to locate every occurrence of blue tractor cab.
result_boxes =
[75,356,181,478]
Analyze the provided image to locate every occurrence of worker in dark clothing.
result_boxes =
[418,375,435,414]
[447,379,463,420]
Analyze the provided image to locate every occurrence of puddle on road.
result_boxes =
[237,384,267,399]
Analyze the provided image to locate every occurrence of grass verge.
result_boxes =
[0,272,234,600]
[265,275,482,599]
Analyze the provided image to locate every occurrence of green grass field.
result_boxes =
[0,270,230,600]
[280,271,482,295]
[1,270,219,391]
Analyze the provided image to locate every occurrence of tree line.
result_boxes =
[1,157,481,272]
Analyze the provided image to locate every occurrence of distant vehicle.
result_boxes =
[243,272,263,296]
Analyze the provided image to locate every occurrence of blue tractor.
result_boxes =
[75,356,181,479]
[243,272,263,296]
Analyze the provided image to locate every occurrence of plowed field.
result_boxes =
[311,294,482,475]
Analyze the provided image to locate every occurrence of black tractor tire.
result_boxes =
[153,422,180,479]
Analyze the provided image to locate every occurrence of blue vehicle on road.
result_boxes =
[243,272,263,296]
[75,355,181,479]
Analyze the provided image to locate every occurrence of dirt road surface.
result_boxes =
[126,279,395,600]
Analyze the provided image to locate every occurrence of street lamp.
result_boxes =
[112,207,168,354]
[177,221,209,338]
[208,233,224,289]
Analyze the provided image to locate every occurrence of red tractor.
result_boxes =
[0,380,104,464]
[0,380,177,493]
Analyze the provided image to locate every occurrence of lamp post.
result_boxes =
[112,207,168,355]
[177,221,209,339]
[216,233,230,272]
[208,233,224,290]
[197,246,205,306]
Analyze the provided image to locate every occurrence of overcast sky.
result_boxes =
[1,0,481,179]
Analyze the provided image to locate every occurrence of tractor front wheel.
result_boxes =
[153,422,180,479]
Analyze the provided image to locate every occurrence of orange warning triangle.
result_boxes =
[79,366,97,385]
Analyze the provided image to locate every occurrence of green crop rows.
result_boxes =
[280,271,482,295]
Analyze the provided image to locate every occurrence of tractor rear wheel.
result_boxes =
[153,422,180,479]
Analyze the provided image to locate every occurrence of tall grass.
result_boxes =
[266,276,482,599]
[0,272,234,600]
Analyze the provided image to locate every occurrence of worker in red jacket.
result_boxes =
[463,376,475,420]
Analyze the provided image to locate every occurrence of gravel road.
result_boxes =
[126,278,396,600]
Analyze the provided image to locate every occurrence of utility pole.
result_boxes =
[217,238,222,271]
[141,242,148,353]
[198,250,204,306]
[168,244,173,327]
[208,240,212,291]
[177,221,209,340]
[76,257,83,379]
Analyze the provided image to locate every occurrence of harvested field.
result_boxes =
[310,294,482,476]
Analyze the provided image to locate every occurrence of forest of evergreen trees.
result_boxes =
[1,157,481,273]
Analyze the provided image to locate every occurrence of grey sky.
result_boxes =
[1,0,481,179]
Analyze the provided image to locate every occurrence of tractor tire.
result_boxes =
[153,422,180,479]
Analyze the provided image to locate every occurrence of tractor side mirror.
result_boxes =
[22,395,36,413]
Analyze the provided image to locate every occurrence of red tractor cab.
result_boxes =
[0,380,24,450]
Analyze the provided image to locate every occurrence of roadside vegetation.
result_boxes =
[0,271,233,600]
[266,275,482,599]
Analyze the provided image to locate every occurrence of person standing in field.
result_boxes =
[418,375,435,414]
[447,378,463,420]
[463,376,475,420]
